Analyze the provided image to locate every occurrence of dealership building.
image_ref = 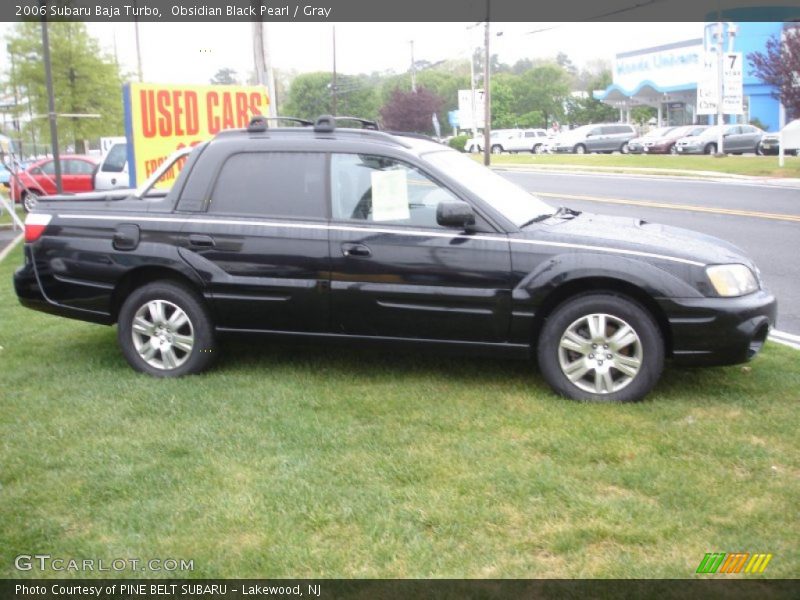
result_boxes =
[594,22,786,132]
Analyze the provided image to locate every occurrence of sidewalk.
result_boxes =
[491,163,800,188]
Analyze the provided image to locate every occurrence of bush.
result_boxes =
[448,134,469,152]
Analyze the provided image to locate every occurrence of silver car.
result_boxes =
[551,123,637,154]
[674,124,764,155]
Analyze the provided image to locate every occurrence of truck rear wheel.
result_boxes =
[118,281,216,377]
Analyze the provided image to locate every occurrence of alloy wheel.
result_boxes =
[131,299,195,370]
[557,313,643,394]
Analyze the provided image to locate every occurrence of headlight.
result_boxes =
[706,264,758,297]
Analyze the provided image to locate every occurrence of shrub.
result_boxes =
[448,134,469,152]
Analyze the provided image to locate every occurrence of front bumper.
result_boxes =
[658,289,777,366]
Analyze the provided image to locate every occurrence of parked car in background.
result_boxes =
[642,125,708,154]
[94,141,130,190]
[10,155,99,211]
[757,119,800,156]
[550,123,637,154]
[627,126,678,154]
[502,129,550,153]
[674,124,764,155]
[465,129,519,153]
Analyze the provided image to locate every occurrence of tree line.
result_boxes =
[1,23,798,156]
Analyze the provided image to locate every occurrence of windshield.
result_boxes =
[424,150,552,227]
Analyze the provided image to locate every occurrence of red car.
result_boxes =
[10,155,99,212]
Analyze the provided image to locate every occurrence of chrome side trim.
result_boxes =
[56,213,705,267]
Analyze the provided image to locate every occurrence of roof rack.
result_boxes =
[385,131,439,143]
[313,115,380,133]
[248,116,313,133]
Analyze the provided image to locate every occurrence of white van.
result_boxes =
[94,138,130,190]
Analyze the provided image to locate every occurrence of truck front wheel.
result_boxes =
[118,281,217,377]
[537,293,664,402]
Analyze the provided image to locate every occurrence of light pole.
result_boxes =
[482,7,491,167]
[410,40,416,92]
[331,26,337,115]
[714,22,724,155]
[40,19,62,193]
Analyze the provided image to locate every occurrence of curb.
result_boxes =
[491,164,800,187]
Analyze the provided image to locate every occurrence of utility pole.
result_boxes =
[331,26,337,115]
[40,19,62,193]
[482,10,491,167]
[252,21,278,118]
[715,21,724,155]
[133,0,143,82]
[8,44,22,153]
[469,47,477,139]
[410,40,416,92]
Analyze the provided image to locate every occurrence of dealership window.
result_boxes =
[330,153,459,229]
[209,152,325,219]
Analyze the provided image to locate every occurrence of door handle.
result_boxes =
[188,234,215,248]
[342,242,371,258]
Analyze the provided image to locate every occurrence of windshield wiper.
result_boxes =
[519,206,581,229]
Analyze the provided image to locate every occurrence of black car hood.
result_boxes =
[524,211,753,268]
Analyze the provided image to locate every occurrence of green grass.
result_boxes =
[486,153,800,178]
[1,245,798,579]
[0,192,24,227]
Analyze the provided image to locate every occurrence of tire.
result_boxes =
[669,144,678,155]
[620,143,630,154]
[22,191,40,213]
[537,293,664,403]
[117,280,217,377]
[574,144,586,155]
[491,144,503,154]
[704,143,717,155]
[532,144,542,154]
[755,144,764,156]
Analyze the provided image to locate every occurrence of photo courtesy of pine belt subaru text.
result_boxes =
[13,115,777,403]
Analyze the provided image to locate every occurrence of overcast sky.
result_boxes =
[0,21,703,84]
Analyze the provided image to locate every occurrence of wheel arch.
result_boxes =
[529,276,674,357]
[110,266,206,323]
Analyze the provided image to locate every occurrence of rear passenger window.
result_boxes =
[209,152,325,219]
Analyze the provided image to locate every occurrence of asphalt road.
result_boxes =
[499,169,800,336]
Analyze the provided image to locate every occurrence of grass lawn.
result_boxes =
[486,153,800,178]
[1,244,798,579]
[0,193,24,228]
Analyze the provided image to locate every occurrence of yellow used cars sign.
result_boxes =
[123,83,270,187]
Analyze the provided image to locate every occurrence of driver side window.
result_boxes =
[330,153,460,229]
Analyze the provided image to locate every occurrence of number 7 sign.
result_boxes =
[722,52,743,114]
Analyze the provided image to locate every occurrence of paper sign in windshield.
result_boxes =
[371,170,410,222]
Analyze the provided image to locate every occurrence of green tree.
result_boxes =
[509,64,571,128]
[282,72,379,121]
[6,22,125,153]
[565,69,618,126]
[210,68,239,85]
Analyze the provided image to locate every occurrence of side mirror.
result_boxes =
[437,200,476,230]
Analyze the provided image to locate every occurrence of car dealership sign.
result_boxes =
[123,83,270,187]
[613,40,703,93]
